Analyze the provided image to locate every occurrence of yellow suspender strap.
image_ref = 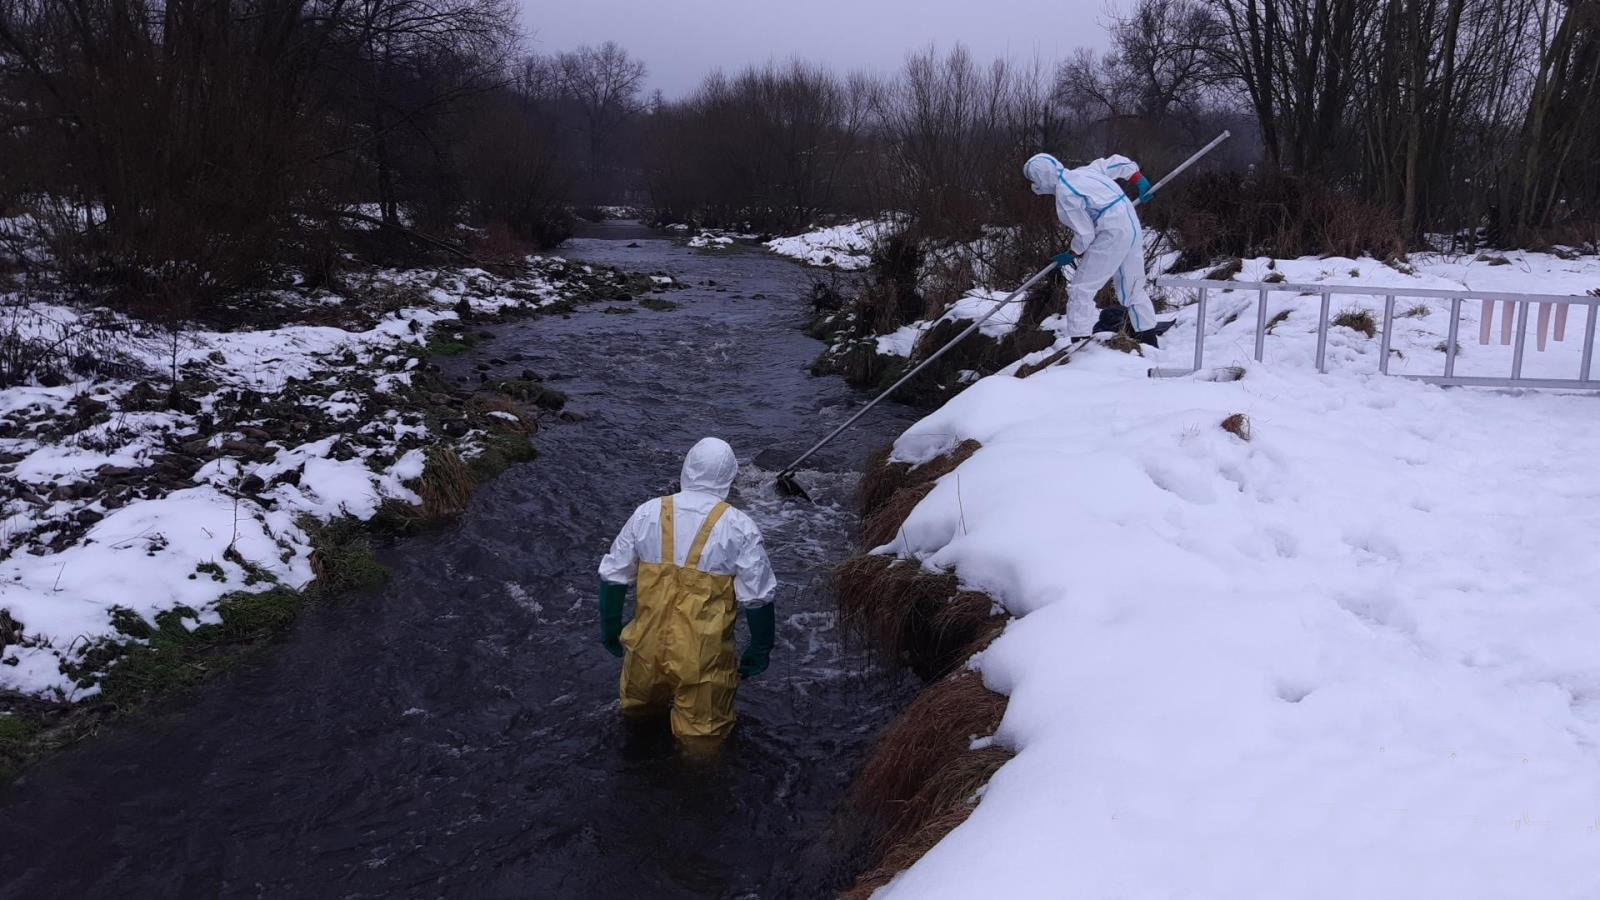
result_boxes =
[686,502,730,569]
[659,495,675,564]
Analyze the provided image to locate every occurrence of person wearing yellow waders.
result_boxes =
[596,437,777,749]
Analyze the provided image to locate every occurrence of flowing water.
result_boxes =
[0,223,918,899]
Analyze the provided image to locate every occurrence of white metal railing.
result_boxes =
[1150,276,1600,390]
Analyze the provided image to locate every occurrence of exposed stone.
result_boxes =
[220,439,273,461]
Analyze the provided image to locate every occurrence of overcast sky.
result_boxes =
[520,0,1118,98]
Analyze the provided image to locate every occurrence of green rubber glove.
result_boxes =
[739,603,776,678]
[1135,174,1154,204]
[599,580,627,658]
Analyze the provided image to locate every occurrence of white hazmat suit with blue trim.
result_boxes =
[1023,152,1156,338]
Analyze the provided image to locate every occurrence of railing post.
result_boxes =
[1316,291,1331,374]
[1193,287,1208,372]
[1379,294,1396,375]
[1581,300,1597,383]
[1511,300,1529,380]
[1445,297,1462,378]
[1254,287,1268,362]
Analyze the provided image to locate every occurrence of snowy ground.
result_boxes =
[869,251,1600,898]
[687,228,758,250]
[765,220,887,270]
[0,258,640,700]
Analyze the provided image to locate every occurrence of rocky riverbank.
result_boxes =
[0,256,676,779]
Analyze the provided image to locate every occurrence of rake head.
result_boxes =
[774,470,812,502]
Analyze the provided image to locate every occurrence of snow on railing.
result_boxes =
[1150,276,1600,391]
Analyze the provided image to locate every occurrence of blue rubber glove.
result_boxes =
[1135,175,1154,204]
[739,603,776,678]
[1052,250,1076,269]
[599,580,627,658]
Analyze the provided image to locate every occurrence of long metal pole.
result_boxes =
[1445,298,1462,378]
[1511,300,1529,379]
[1145,130,1231,199]
[1379,294,1396,375]
[1254,287,1269,362]
[777,261,1058,478]
[777,131,1232,481]
[1581,301,1598,383]
[1316,291,1331,373]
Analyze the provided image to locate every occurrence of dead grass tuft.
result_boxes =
[1105,331,1145,355]
[1332,308,1377,338]
[1203,257,1244,281]
[842,670,1011,895]
[857,439,982,525]
[843,745,1015,899]
[1221,412,1251,441]
[466,393,536,434]
[862,482,936,550]
[834,555,1001,681]
[417,447,473,520]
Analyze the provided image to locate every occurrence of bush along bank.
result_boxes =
[793,224,1117,409]
[0,257,673,781]
[826,246,1600,898]
[833,442,1013,899]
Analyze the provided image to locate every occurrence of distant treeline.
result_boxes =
[640,0,1600,257]
[2,0,1597,313]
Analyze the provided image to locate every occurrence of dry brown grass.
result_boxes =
[465,393,537,434]
[835,555,1003,681]
[1332,308,1377,338]
[857,439,982,524]
[861,482,936,550]
[842,746,1014,900]
[841,670,1012,897]
[417,447,473,520]
[837,436,1011,892]
[1104,331,1146,355]
[1221,412,1251,441]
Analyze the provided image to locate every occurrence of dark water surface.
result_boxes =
[0,223,917,899]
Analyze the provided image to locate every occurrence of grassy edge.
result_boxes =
[834,441,1015,897]
[0,352,553,788]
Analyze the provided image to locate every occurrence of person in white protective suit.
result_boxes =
[1023,152,1159,341]
[596,437,777,749]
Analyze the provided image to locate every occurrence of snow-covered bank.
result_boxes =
[765,220,886,270]
[0,259,650,702]
[861,251,1600,898]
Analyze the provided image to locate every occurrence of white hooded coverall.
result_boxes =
[1023,152,1156,337]
[597,438,777,608]
[597,438,776,742]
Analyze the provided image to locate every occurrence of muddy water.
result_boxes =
[0,223,917,899]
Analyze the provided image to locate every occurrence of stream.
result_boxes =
[0,222,918,899]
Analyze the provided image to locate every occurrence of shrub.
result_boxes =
[1151,171,1406,268]
[1332,308,1377,337]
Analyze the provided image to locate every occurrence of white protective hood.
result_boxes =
[680,437,738,499]
[1023,152,1065,196]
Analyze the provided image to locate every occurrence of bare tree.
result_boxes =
[552,41,646,203]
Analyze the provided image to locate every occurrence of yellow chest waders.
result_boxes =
[619,496,741,745]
